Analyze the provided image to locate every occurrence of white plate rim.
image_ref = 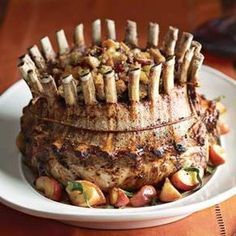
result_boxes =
[0,65,236,222]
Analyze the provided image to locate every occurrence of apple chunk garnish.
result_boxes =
[130,185,157,207]
[66,180,106,207]
[209,144,226,166]
[159,178,182,202]
[170,168,201,191]
[109,187,130,208]
[35,176,62,201]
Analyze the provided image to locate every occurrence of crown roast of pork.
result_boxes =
[17,19,219,193]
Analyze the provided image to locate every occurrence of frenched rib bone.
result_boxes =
[74,23,85,48]
[40,36,56,61]
[163,56,175,94]
[80,72,97,105]
[18,20,204,106]
[28,70,43,95]
[29,45,46,70]
[128,66,141,102]
[148,63,162,102]
[62,75,78,106]
[17,20,219,192]
[41,75,57,97]
[147,22,159,48]
[106,19,116,41]
[56,29,70,55]
[125,20,138,47]
[162,26,179,57]
[104,70,118,103]
[176,32,193,63]
[92,19,102,45]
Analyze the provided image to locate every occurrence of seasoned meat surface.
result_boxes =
[20,86,217,191]
[17,22,219,191]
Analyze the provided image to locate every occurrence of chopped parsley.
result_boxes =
[123,190,134,198]
[67,181,91,208]
[184,167,202,187]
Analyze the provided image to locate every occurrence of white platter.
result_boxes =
[0,65,235,229]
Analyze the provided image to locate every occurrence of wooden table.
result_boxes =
[0,0,236,235]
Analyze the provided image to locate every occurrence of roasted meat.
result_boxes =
[17,20,219,192]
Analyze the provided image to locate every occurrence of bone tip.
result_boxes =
[75,23,83,30]
[104,70,115,79]
[165,55,175,64]
[27,69,34,75]
[106,19,114,24]
[80,72,91,82]
[41,75,53,83]
[127,20,137,27]
[151,63,162,71]
[169,25,178,31]
[19,53,31,62]
[17,61,25,68]
[41,36,50,44]
[93,19,101,26]
[182,32,193,40]
[197,53,204,62]
[168,26,179,37]
[62,74,73,84]
[129,66,141,76]
[29,44,38,52]
[56,29,65,36]
[192,41,202,52]
[149,22,159,28]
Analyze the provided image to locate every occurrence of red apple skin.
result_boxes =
[159,178,182,202]
[110,188,129,208]
[116,190,130,208]
[35,176,62,201]
[66,180,106,207]
[130,185,157,207]
[209,144,226,166]
[170,169,199,191]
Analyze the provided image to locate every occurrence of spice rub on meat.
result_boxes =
[17,20,219,191]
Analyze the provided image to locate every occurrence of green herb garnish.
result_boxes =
[213,95,225,102]
[206,165,216,175]
[184,167,203,187]
[67,181,83,192]
[123,190,134,198]
[67,181,91,208]
[150,197,159,206]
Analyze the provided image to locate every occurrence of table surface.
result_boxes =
[0,0,236,235]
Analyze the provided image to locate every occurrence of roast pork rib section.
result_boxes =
[17,20,218,191]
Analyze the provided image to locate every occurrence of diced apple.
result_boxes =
[159,178,182,202]
[35,176,62,201]
[109,188,130,208]
[209,144,226,166]
[130,185,157,207]
[170,169,201,191]
[218,122,230,135]
[66,180,106,207]
[216,101,227,114]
